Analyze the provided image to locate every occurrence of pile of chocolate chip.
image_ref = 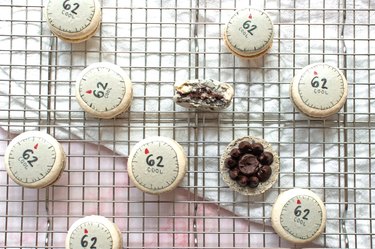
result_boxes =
[225,141,274,188]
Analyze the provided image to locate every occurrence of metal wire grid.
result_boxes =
[0,0,374,248]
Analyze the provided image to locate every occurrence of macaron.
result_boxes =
[223,7,274,59]
[127,136,187,195]
[174,79,234,111]
[290,63,348,118]
[66,215,122,249]
[45,0,102,43]
[4,131,66,188]
[271,188,327,244]
[220,136,280,196]
[75,62,133,119]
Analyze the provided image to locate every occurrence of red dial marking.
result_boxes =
[248,14,253,19]
[34,144,39,150]
[313,71,318,76]
[86,90,93,94]
[84,229,88,234]
[145,148,149,155]
[297,199,301,205]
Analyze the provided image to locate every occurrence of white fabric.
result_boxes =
[0,0,374,248]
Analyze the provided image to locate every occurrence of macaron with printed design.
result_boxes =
[66,215,122,249]
[223,7,274,58]
[4,131,66,188]
[289,63,348,118]
[75,62,133,119]
[127,136,187,195]
[45,0,102,43]
[271,188,327,244]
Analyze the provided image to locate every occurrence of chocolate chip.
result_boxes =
[258,151,274,166]
[229,167,240,180]
[229,148,242,159]
[225,157,237,169]
[237,175,249,187]
[251,143,264,156]
[238,141,252,153]
[238,154,259,175]
[257,165,272,182]
[248,176,260,188]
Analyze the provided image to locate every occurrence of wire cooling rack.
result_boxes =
[0,0,374,248]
